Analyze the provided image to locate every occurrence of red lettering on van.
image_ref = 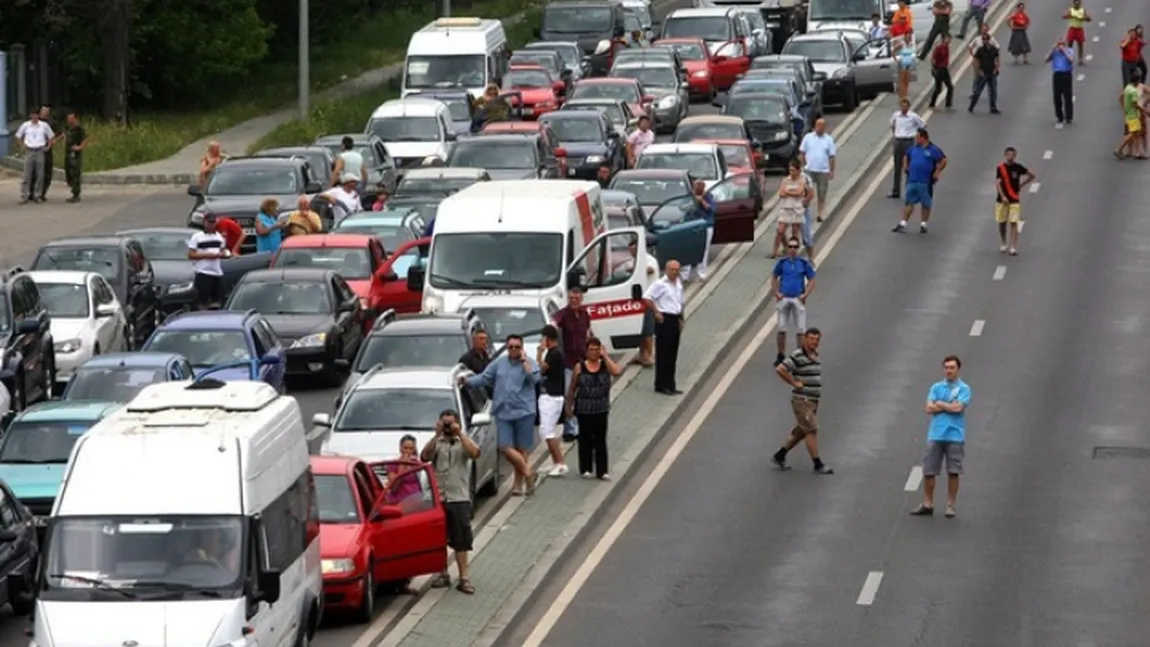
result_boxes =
[586,298,645,320]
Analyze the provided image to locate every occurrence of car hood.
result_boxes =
[198,195,283,217]
[0,463,67,500]
[320,523,362,558]
[811,60,850,76]
[151,260,195,287]
[509,88,557,103]
[263,314,334,342]
[324,430,435,462]
[545,34,611,55]
[559,142,609,158]
[645,87,678,100]
[385,141,448,162]
[49,318,92,345]
[487,168,538,180]
[38,599,246,647]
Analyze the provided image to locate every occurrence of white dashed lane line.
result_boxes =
[1029,182,1040,193]
[993,265,1007,281]
[856,572,885,606]
[1100,21,1106,27]
[1092,35,1100,42]
[970,320,986,337]
[1086,54,1095,61]
[1043,150,1053,159]
[904,466,924,491]
[1077,72,1086,81]
[1105,7,1112,13]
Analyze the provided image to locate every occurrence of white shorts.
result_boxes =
[538,394,565,441]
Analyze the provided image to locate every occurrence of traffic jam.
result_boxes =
[0,0,915,643]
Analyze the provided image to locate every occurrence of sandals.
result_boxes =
[456,578,475,595]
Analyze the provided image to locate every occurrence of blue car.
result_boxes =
[62,352,195,403]
[0,399,123,528]
[141,310,287,391]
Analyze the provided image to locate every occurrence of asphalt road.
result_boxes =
[503,4,1150,647]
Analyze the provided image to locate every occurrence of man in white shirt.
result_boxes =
[326,175,364,215]
[14,109,55,204]
[626,116,655,167]
[643,260,685,395]
[889,98,926,198]
[798,118,836,222]
[187,214,231,309]
[331,136,367,187]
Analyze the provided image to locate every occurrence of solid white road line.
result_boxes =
[1029,182,1040,193]
[856,572,885,606]
[1076,72,1086,81]
[970,320,986,337]
[1043,150,1053,159]
[993,265,1007,281]
[904,466,924,492]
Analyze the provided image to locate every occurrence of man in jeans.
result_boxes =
[918,0,953,58]
[552,288,592,441]
[969,31,1002,113]
[771,236,816,366]
[14,109,54,205]
[956,0,989,39]
[422,410,481,594]
[911,355,971,518]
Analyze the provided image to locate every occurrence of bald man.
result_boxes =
[643,260,685,395]
[798,118,836,222]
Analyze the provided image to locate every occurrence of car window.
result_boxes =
[352,465,378,514]
[250,325,268,358]
[255,320,279,352]
[93,277,116,304]
[333,276,356,303]
[21,278,41,316]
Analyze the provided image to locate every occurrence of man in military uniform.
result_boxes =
[63,112,89,203]
[38,105,57,201]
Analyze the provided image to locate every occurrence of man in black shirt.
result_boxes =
[458,329,490,374]
[919,0,953,59]
[536,325,569,476]
[969,32,1001,113]
[994,146,1035,256]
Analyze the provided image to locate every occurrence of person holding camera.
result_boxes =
[421,410,481,595]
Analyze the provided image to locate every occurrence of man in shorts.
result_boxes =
[772,328,833,474]
[536,325,568,476]
[422,410,481,594]
[187,214,230,309]
[771,237,816,366]
[911,355,971,518]
[1115,71,1149,159]
[1062,0,1091,65]
[798,118,836,222]
[893,128,947,234]
[994,146,1036,256]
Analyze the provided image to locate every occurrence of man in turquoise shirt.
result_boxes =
[911,355,971,518]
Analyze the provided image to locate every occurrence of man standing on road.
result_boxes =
[771,237,816,366]
[422,409,481,595]
[626,116,655,167]
[772,328,833,475]
[15,109,54,205]
[62,112,89,203]
[889,99,926,199]
[552,287,592,441]
[1115,70,1149,159]
[994,146,1036,256]
[911,355,970,518]
[1047,39,1076,124]
[929,34,956,109]
[919,0,953,59]
[798,118,836,223]
[894,129,947,234]
[644,260,685,395]
[969,31,1002,113]
[187,214,230,310]
[956,0,989,39]
[38,106,58,201]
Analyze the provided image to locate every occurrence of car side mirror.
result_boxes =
[566,268,586,290]
[807,90,818,98]
[304,181,322,193]
[471,412,492,426]
[406,264,425,292]
[256,567,282,605]
[186,184,202,197]
[312,413,332,428]
[377,266,399,282]
[95,303,117,317]
[333,358,350,369]
[0,529,18,542]
[445,132,457,142]
[852,53,866,62]
[371,504,404,522]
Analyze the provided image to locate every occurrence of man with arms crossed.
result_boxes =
[911,355,971,518]
[422,410,481,595]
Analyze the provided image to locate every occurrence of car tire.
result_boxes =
[843,85,859,111]
[354,565,375,624]
[478,458,499,498]
[9,572,33,616]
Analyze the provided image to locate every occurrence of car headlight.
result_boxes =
[656,96,677,109]
[292,332,327,348]
[321,558,357,575]
[594,39,611,55]
[54,339,82,354]
[832,68,849,79]
[424,295,442,313]
[585,155,605,164]
[691,70,710,78]
[190,211,205,224]
[774,131,788,142]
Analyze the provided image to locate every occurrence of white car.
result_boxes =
[456,294,564,361]
[635,142,730,191]
[28,271,127,388]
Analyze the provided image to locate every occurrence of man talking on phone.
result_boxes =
[421,410,481,595]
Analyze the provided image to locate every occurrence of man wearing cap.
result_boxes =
[326,174,363,215]
[187,214,231,310]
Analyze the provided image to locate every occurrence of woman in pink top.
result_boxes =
[384,435,423,504]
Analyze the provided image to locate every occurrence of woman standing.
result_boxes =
[1008,2,1032,64]
[566,338,622,480]
[895,36,916,100]
[254,198,286,254]
[773,159,813,258]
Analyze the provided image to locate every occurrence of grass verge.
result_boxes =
[249,5,543,153]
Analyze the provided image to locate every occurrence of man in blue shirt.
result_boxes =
[1046,40,1075,124]
[771,236,816,366]
[682,179,717,282]
[893,128,947,234]
[911,355,971,518]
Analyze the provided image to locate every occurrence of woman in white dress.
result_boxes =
[773,158,813,258]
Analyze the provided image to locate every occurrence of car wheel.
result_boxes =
[478,458,499,498]
[354,565,375,623]
[843,85,859,111]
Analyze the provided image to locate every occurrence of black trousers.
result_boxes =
[891,137,914,195]
[930,67,954,107]
[1053,71,1073,122]
[65,152,83,198]
[40,150,54,198]
[654,313,681,391]
[576,411,609,477]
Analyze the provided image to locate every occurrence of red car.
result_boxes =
[313,455,447,622]
[504,65,565,119]
[569,77,650,120]
[654,37,746,95]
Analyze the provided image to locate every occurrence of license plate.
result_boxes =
[766,21,780,27]
[242,227,256,236]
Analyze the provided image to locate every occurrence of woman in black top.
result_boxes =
[566,337,623,479]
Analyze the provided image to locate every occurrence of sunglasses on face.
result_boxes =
[787,244,799,249]
[507,344,523,350]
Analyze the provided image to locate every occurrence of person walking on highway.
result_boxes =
[772,328,833,475]
[1063,0,1091,65]
[62,111,89,204]
[537,325,569,477]
[199,141,226,189]
[893,128,947,234]
[552,287,592,441]
[956,0,989,39]
[1114,70,1149,159]
[644,260,685,395]
[895,37,917,101]
[969,31,1002,113]
[911,355,971,518]
[890,99,926,199]
[14,109,54,205]
[1047,39,1076,124]
[626,116,655,166]
[890,0,913,41]
[1007,2,1032,64]
[929,34,955,109]
[681,180,716,283]
[331,136,367,188]
[772,237,816,366]
[994,146,1036,256]
[566,337,622,480]
[775,159,813,257]
[422,410,481,594]
[799,118,835,223]
[1120,27,1145,86]
[919,0,953,59]
[461,334,540,496]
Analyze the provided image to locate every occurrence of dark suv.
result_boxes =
[539,0,627,76]
[0,268,55,414]
[447,133,565,180]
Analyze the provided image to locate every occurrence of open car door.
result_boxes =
[367,461,448,581]
[566,227,654,354]
[645,196,718,267]
[707,173,760,244]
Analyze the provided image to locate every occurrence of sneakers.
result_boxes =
[813,463,835,475]
[548,464,569,477]
[771,454,792,471]
[919,223,928,234]
[910,504,934,516]
[999,244,1008,253]
[774,352,785,366]
[945,504,957,518]
[892,221,907,233]
[581,472,594,479]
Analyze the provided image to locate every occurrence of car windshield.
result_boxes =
[228,282,331,315]
[205,167,299,195]
[366,117,441,143]
[564,103,625,126]
[783,40,846,63]
[808,0,874,20]
[258,150,330,176]
[37,283,90,318]
[356,334,464,371]
[732,81,790,100]
[335,388,455,431]
[0,420,94,463]
[727,98,788,123]
[332,219,413,250]
[572,82,640,103]
[543,6,613,33]
[429,232,564,290]
[128,232,195,261]
[663,16,731,41]
[545,118,603,142]
[506,68,552,89]
[398,177,480,195]
[718,144,752,168]
[273,247,372,281]
[434,97,471,122]
[752,59,800,74]
[315,474,361,524]
[467,307,546,340]
[609,177,688,204]
[674,122,744,141]
[65,367,169,402]
[659,42,705,60]
[624,14,643,31]
[449,141,537,169]
[33,247,120,282]
[41,516,244,598]
[405,55,486,90]
[145,331,251,368]
[613,67,677,89]
[636,153,719,179]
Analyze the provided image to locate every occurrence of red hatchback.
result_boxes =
[313,456,447,622]
[655,37,747,93]
[504,65,565,119]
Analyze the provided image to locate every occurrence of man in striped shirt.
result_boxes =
[772,328,833,474]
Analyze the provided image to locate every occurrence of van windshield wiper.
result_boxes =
[428,273,474,288]
[131,580,223,598]
[47,574,137,599]
[480,277,548,287]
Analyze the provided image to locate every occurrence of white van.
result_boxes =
[31,380,322,647]
[403,17,509,99]
[365,97,457,168]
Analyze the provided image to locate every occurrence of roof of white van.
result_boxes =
[435,180,600,234]
[408,17,506,56]
[448,179,598,200]
[371,97,450,119]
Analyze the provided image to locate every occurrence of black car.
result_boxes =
[446,133,564,180]
[31,236,159,349]
[538,111,625,179]
[186,156,324,253]
[538,0,627,76]
[394,167,491,198]
[739,68,818,129]
[721,93,796,170]
[0,479,39,616]
[116,227,272,316]
[750,54,823,114]
[0,269,54,413]
[225,268,365,384]
[313,133,400,197]
[251,145,337,180]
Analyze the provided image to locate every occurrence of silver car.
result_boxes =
[609,62,690,133]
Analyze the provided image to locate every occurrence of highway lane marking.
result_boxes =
[1055,122,1065,129]
[1077,72,1086,81]
[1105,7,1112,13]
[856,571,885,606]
[993,265,1007,281]
[1092,35,1100,42]
[1100,21,1106,27]
[1043,150,1053,159]
[904,466,923,491]
[1086,54,1094,61]
[969,320,986,336]
[1029,182,1040,193]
